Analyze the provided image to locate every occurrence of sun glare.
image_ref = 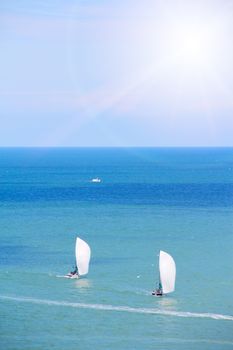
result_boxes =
[180,32,204,58]
[176,29,211,64]
[165,20,216,69]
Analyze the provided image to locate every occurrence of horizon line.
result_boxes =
[0,146,233,149]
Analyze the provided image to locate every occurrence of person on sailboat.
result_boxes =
[70,265,78,276]
[156,282,163,296]
[152,282,163,296]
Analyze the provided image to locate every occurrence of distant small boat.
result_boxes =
[91,178,101,183]
[152,250,176,296]
[66,237,91,279]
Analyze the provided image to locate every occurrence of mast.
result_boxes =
[157,252,163,295]
[157,253,161,287]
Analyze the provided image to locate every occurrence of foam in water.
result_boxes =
[1,295,233,321]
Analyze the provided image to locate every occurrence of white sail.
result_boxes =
[75,237,91,276]
[159,250,176,294]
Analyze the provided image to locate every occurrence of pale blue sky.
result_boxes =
[0,0,233,146]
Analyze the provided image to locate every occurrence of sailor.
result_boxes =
[156,282,163,296]
[70,265,78,275]
[151,282,163,296]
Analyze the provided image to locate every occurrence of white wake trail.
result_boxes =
[1,295,233,321]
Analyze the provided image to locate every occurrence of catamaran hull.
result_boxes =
[66,273,79,279]
[152,290,163,296]
[56,274,79,279]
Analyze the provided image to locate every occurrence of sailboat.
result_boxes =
[152,250,176,296]
[91,178,101,183]
[66,237,91,278]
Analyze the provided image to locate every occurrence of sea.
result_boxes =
[0,147,233,350]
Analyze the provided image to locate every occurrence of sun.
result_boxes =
[159,17,218,71]
[178,31,206,60]
[172,24,214,67]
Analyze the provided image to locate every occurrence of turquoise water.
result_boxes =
[0,148,233,349]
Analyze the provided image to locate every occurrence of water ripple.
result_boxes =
[1,295,233,321]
